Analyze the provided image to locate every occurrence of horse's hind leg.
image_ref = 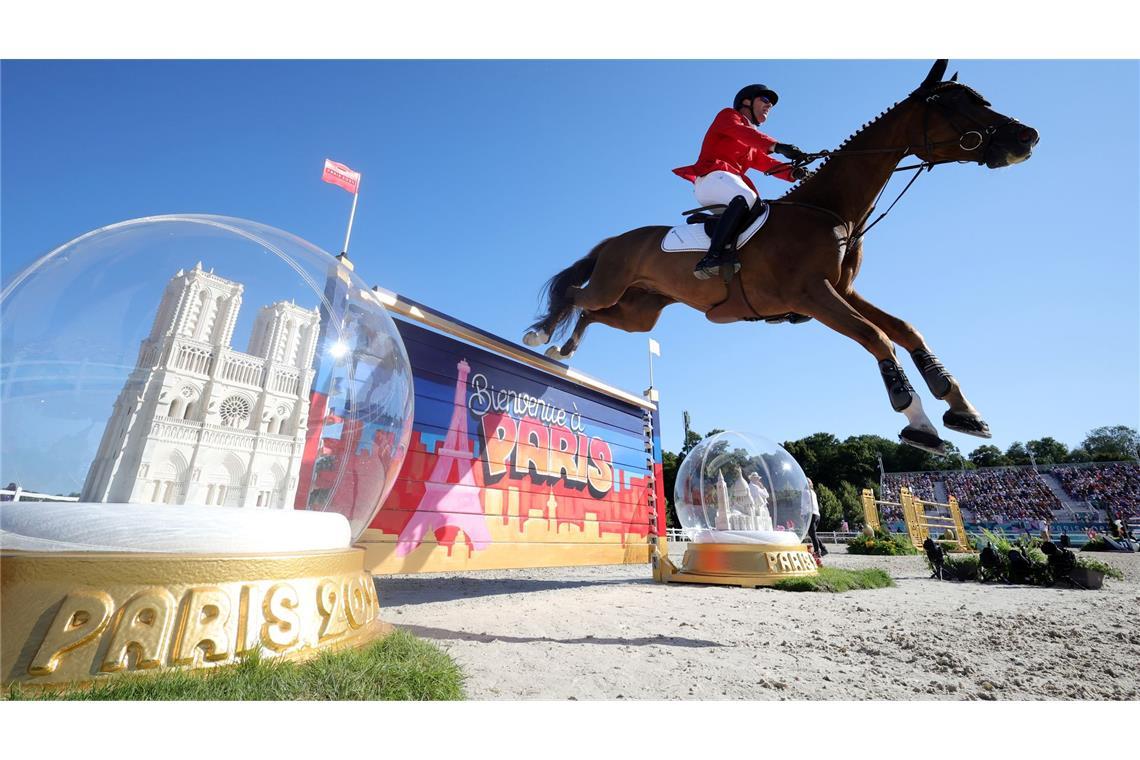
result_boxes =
[524,237,637,348]
[799,281,949,455]
[546,290,673,361]
[845,290,990,439]
[545,312,596,360]
[568,246,639,313]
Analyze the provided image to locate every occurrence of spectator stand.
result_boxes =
[1049,462,1140,521]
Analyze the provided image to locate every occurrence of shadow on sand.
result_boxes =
[375,575,653,606]
[394,623,723,649]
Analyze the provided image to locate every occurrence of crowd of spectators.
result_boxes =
[1050,463,1140,520]
[941,468,1061,522]
[879,473,938,522]
[873,462,1139,528]
[881,473,937,502]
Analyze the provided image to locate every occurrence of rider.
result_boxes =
[673,84,810,279]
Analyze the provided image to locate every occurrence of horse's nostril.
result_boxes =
[1018,127,1039,144]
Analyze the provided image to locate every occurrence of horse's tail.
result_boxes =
[527,239,607,341]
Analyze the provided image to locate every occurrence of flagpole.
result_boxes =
[648,343,655,389]
[341,186,360,257]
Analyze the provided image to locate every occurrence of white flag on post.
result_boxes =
[649,338,661,357]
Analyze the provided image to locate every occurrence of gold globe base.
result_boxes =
[653,541,819,588]
[1,547,390,689]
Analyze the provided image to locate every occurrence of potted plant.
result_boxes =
[1069,557,1124,590]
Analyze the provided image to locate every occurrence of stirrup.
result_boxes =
[694,249,740,281]
[694,259,740,281]
[693,251,722,280]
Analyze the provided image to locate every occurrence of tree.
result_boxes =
[1005,441,1031,466]
[1027,437,1068,466]
[782,432,840,484]
[891,439,955,473]
[1066,447,1092,463]
[661,450,680,528]
[837,481,864,528]
[1080,425,1140,462]
[815,483,843,531]
[833,435,890,491]
[678,411,703,459]
[969,445,1008,468]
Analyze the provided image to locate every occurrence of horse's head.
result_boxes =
[908,59,1039,169]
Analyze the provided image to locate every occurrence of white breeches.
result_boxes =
[693,171,758,209]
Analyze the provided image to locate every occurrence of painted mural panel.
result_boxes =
[360,319,660,573]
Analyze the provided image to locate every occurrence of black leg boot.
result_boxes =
[694,195,750,280]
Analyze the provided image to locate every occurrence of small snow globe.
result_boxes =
[674,431,810,546]
[0,215,414,552]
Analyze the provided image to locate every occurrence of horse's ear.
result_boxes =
[950,71,959,82]
[920,59,949,90]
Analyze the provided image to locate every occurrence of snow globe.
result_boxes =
[657,431,818,587]
[0,215,414,686]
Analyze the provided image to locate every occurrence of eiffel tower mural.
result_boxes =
[396,359,492,556]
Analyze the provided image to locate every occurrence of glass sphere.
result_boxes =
[674,431,810,545]
[1,214,414,544]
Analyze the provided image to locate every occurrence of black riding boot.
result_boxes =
[694,195,750,280]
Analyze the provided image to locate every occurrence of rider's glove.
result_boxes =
[773,143,809,162]
[791,166,809,181]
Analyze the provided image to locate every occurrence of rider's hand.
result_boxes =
[774,143,809,162]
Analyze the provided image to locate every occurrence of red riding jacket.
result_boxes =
[673,108,797,193]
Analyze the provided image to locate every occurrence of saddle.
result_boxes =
[662,202,770,254]
[682,201,770,239]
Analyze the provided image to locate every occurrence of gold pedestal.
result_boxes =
[1,547,390,689]
[654,542,818,588]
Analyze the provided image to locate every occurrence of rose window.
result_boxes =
[219,395,251,427]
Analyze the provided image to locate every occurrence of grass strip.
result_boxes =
[772,566,895,593]
[5,629,464,701]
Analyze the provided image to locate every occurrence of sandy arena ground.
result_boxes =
[376,546,1139,700]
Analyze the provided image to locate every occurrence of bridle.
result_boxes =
[918,86,1019,164]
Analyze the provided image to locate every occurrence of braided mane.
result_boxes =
[776,98,904,199]
[777,80,987,199]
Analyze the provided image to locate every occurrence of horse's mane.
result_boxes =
[776,98,904,200]
[777,80,985,200]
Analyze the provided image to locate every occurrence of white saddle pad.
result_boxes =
[661,204,771,253]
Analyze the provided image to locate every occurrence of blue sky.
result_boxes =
[2,60,1138,459]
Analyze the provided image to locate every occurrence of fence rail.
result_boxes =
[1,488,80,503]
[664,528,862,545]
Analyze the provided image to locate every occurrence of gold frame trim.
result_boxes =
[365,286,656,411]
[1,547,390,689]
[653,541,819,588]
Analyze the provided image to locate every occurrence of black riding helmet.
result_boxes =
[734,84,779,110]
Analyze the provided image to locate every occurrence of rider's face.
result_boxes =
[747,96,772,124]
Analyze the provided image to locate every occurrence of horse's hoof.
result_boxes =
[522,329,548,347]
[899,426,950,457]
[943,410,991,439]
[544,346,568,361]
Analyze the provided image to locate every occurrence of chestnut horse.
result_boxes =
[524,60,1039,455]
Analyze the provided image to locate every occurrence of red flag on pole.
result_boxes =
[322,159,361,194]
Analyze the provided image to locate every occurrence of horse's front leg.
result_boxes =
[845,290,991,439]
[799,280,949,456]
